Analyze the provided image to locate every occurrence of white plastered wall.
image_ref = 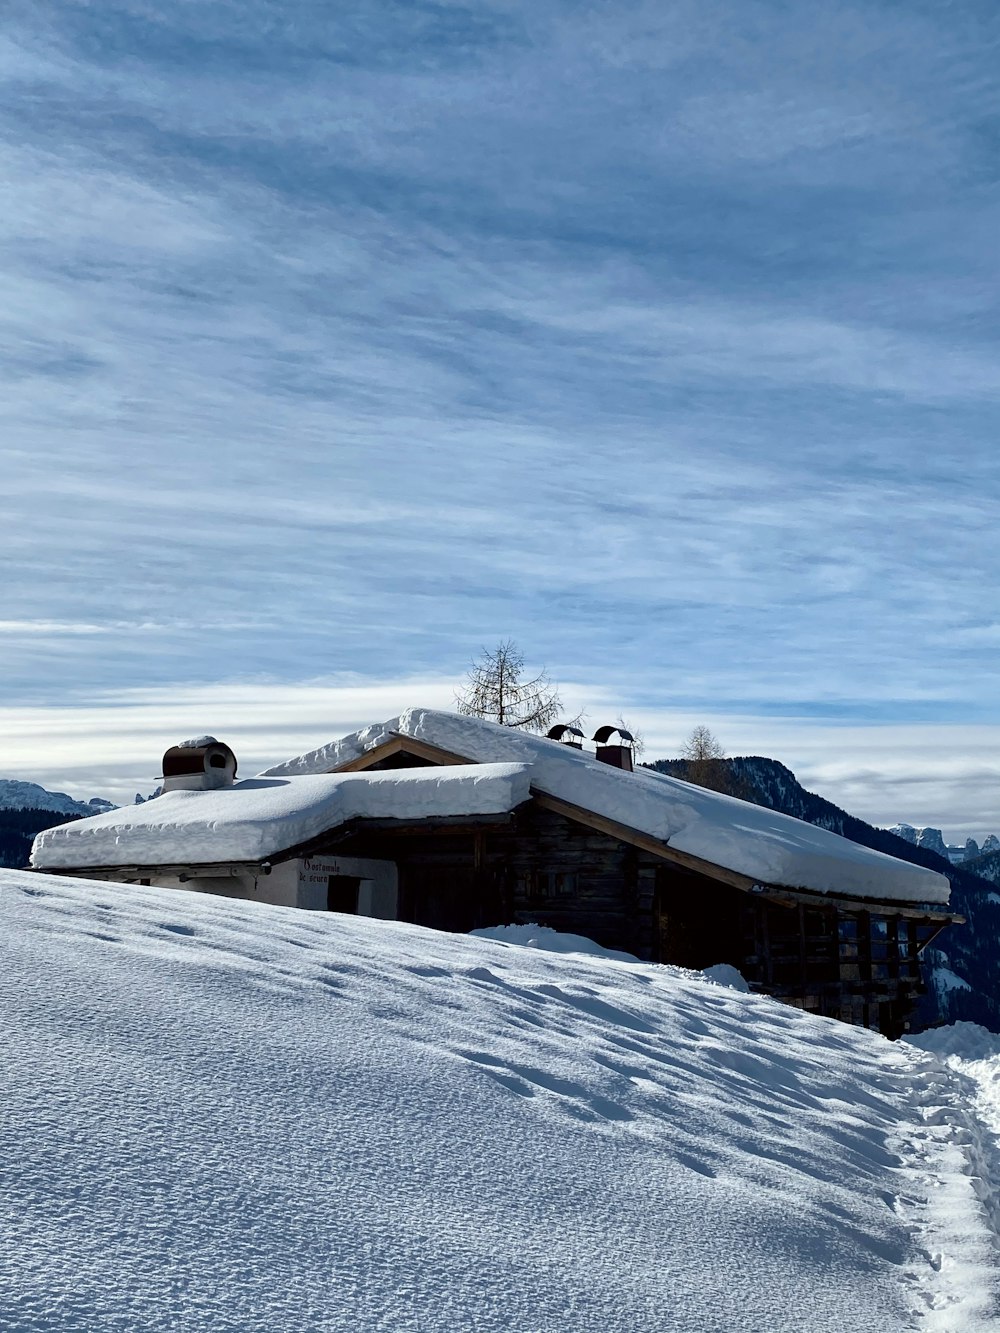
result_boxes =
[149,869,295,908]
[293,855,398,917]
[81,855,399,919]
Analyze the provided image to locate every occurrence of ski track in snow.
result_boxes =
[902,1024,1000,1329]
[2,869,1000,1333]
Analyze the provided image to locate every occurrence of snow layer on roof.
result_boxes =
[264,708,950,905]
[31,763,530,869]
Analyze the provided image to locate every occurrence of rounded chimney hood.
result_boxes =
[161,737,238,792]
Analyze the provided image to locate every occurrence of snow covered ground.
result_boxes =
[906,1024,1000,1280]
[3,869,999,1333]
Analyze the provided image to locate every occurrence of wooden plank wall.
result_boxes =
[339,802,647,954]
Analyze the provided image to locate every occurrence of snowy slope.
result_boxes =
[3,870,998,1333]
[263,708,949,904]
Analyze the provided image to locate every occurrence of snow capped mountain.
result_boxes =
[0,782,118,869]
[891,825,948,857]
[0,779,115,816]
[888,825,997,866]
[4,868,1000,1332]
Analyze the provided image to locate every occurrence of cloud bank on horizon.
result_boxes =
[4,683,1000,843]
[3,2,1000,827]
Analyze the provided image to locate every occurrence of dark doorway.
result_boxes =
[327,875,362,914]
[653,865,745,968]
[399,865,507,933]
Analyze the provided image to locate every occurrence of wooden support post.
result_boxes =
[759,902,773,988]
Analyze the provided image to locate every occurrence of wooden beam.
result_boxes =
[34,860,271,881]
[913,921,952,955]
[333,735,472,772]
[332,813,515,836]
[767,886,961,924]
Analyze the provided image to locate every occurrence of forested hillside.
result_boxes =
[0,810,81,870]
[964,848,1000,886]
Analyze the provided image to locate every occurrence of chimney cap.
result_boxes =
[592,725,634,745]
[162,738,238,789]
[547,723,585,743]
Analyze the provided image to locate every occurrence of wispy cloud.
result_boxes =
[3,2,1000,831]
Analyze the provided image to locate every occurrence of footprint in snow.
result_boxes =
[455,1048,635,1123]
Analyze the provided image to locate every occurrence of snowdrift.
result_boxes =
[2,869,997,1332]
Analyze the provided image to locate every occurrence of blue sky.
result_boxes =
[3,1,1000,832]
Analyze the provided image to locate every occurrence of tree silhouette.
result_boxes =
[677,725,738,794]
[681,725,725,762]
[455,640,562,732]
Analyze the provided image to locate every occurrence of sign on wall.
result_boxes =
[295,855,398,918]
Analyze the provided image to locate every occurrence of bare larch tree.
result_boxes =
[616,715,646,759]
[678,724,736,794]
[455,640,562,732]
[681,725,726,762]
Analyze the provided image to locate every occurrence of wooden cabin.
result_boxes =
[31,711,958,1038]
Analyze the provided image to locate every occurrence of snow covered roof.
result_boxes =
[263,708,951,906]
[31,764,531,870]
[31,707,951,906]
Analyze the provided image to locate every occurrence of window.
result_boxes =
[838,917,859,960]
[520,870,578,903]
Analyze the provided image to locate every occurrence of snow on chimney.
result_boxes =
[161,736,238,792]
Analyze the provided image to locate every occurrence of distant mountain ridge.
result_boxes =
[0,780,116,871]
[647,755,1000,1031]
[0,779,114,817]
[888,824,1000,866]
